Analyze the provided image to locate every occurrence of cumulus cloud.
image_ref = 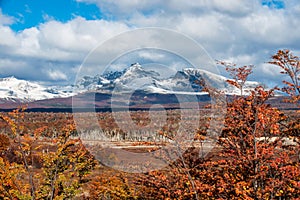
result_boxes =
[0,9,14,25]
[138,50,166,61]
[0,26,18,47]
[76,28,218,79]
[77,0,255,17]
[47,69,68,81]
[38,17,129,53]
[0,15,130,82]
[1,0,300,87]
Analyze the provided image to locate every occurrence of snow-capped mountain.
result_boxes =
[76,75,111,91]
[75,63,260,95]
[0,77,74,102]
[113,63,160,91]
[174,68,259,94]
[0,63,261,102]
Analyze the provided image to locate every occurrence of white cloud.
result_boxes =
[0,9,15,25]
[223,54,257,65]
[1,0,300,87]
[260,63,282,76]
[76,0,162,16]
[17,27,40,55]
[77,0,255,17]
[38,17,130,53]
[47,69,68,81]
[138,51,165,61]
[0,16,131,81]
[239,8,300,46]
[0,16,130,61]
[0,59,28,72]
[0,26,18,47]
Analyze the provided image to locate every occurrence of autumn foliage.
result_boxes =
[0,109,96,199]
[0,49,299,199]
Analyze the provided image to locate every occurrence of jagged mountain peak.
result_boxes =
[0,63,263,103]
[77,75,110,88]
[122,63,159,77]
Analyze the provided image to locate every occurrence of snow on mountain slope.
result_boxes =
[139,67,260,95]
[0,77,74,102]
[0,63,262,102]
[82,63,260,95]
[76,75,111,91]
[181,68,260,94]
[113,63,160,91]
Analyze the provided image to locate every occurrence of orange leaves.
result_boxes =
[269,49,300,100]
[208,61,300,199]
[33,126,48,138]
[38,126,96,199]
[217,60,254,95]
[226,79,240,89]
[0,134,10,152]
[0,109,96,199]
[0,157,29,199]
[88,169,138,199]
[234,181,251,197]
[0,49,299,199]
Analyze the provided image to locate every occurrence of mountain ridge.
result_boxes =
[0,63,261,103]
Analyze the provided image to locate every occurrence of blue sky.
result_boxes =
[262,0,285,9]
[0,0,299,87]
[1,0,102,31]
[1,0,286,31]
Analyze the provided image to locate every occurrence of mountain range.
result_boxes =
[0,63,260,105]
